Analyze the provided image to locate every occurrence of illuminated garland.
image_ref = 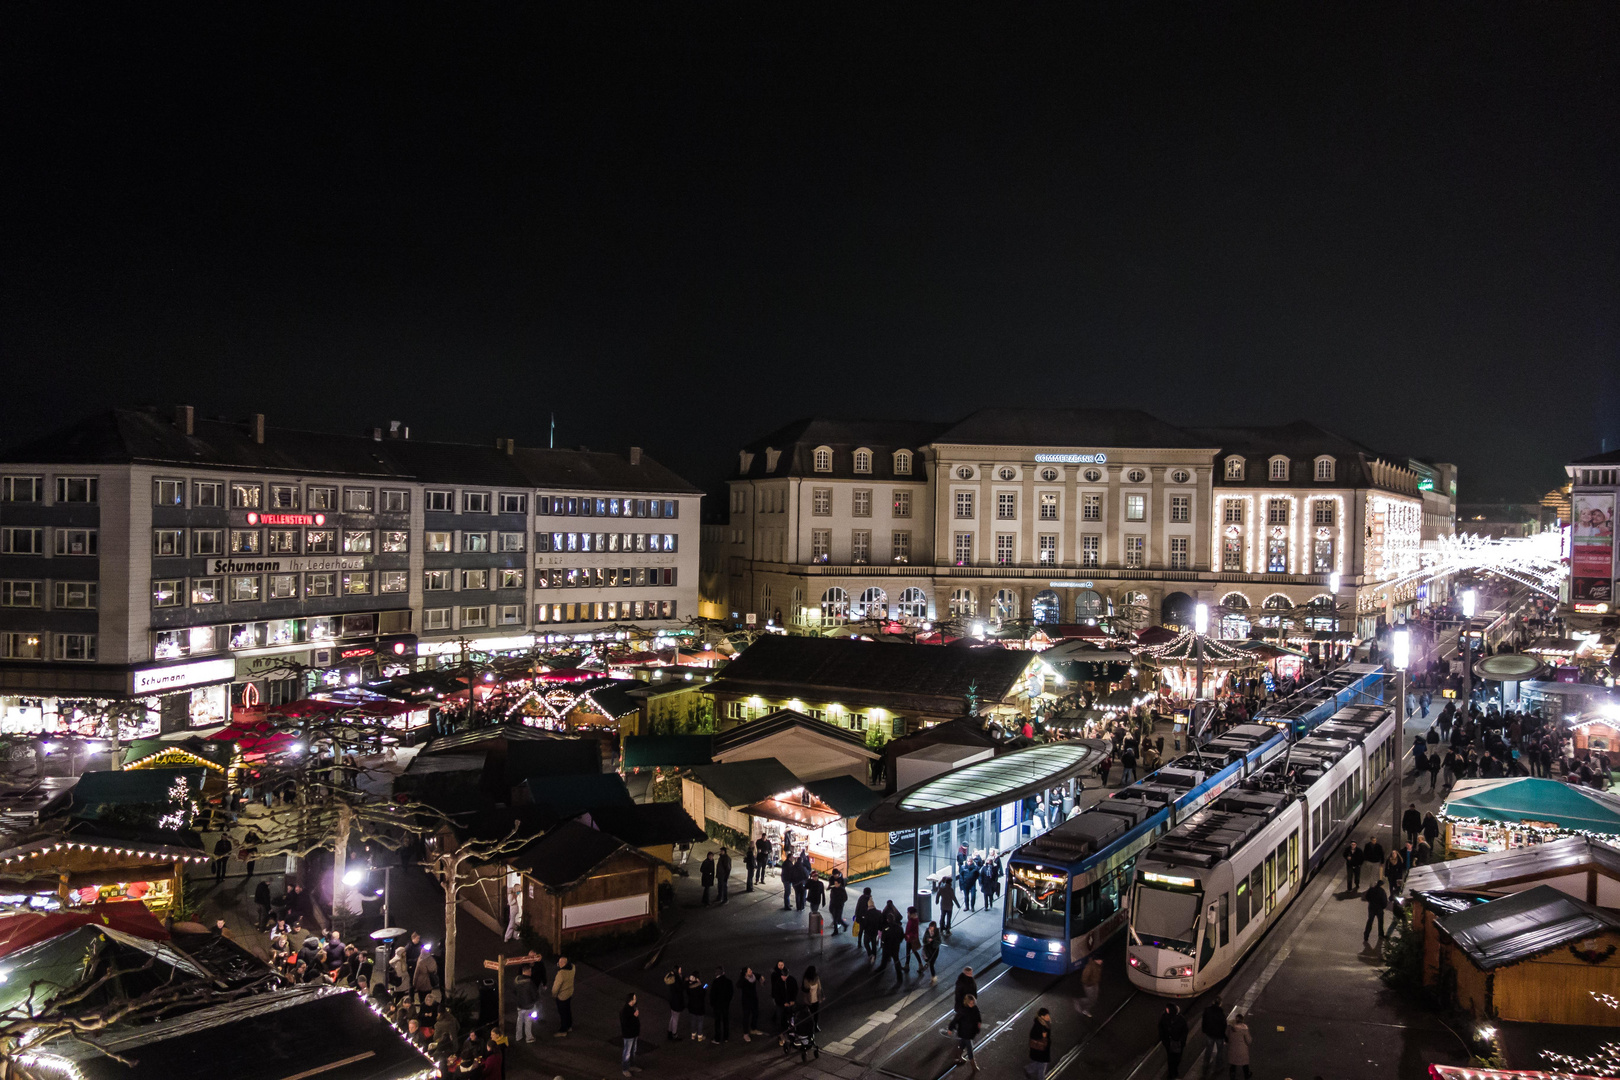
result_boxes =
[1138,631,1258,666]
[1540,991,1620,1076]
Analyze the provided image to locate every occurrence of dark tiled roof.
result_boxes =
[935,408,1216,449]
[621,735,715,769]
[804,775,882,818]
[523,773,635,818]
[1190,421,1387,487]
[586,802,707,847]
[688,758,803,807]
[577,681,643,720]
[509,819,638,889]
[736,418,946,480]
[710,636,1036,710]
[712,708,874,756]
[1573,447,1620,466]
[1436,884,1620,970]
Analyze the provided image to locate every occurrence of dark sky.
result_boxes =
[3,4,1617,502]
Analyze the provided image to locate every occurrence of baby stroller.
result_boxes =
[780,1005,818,1061]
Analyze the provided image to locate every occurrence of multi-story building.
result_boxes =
[1564,449,1620,626]
[710,410,1451,646]
[0,407,701,736]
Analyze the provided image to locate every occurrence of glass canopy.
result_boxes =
[859,739,1106,831]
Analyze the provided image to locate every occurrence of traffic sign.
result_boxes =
[483,959,501,970]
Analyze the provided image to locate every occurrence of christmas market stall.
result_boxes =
[1136,630,1259,705]
[1440,777,1620,857]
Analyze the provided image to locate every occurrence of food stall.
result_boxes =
[1519,681,1620,759]
[1440,776,1620,856]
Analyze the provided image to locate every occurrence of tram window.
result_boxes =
[1290,833,1300,884]
[1235,881,1249,933]
[1218,892,1230,947]
[1250,865,1264,908]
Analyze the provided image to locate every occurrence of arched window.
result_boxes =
[1123,591,1150,610]
[813,446,833,473]
[790,587,803,624]
[853,587,888,620]
[1218,592,1252,640]
[1303,594,1338,631]
[1074,589,1103,620]
[853,448,873,474]
[1032,590,1060,625]
[1160,591,1197,631]
[1225,456,1245,481]
[993,589,1018,624]
[1314,456,1335,482]
[893,450,913,476]
[949,589,977,617]
[896,587,927,620]
[1269,456,1289,481]
[1258,593,1293,629]
[759,585,772,623]
[820,587,849,626]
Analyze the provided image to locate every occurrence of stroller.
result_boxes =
[780,1005,819,1062]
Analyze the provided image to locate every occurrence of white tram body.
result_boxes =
[1125,704,1396,997]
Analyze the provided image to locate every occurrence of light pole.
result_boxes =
[1391,627,1410,854]
[1460,589,1477,716]
[1193,602,1208,701]
[1328,572,1342,666]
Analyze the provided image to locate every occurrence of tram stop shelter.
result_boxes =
[857,739,1107,911]
[1440,777,1620,856]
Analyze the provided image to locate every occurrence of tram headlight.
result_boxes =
[1165,965,1194,978]
[1127,955,1143,969]
[1046,942,1065,953]
[1002,933,1018,945]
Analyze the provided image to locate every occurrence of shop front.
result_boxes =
[0,833,209,916]
[742,775,888,881]
[1440,777,1620,857]
[0,657,236,743]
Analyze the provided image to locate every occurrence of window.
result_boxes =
[995,533,1015,566]
[1,632,43,659]
[1267,499,1289,526]
[193,481,222,507]
[854,449,872,474]
[1125,535,1145,568]
[463,532,490,553]
[1267,536,1287,573]
[1170,494,1190,523]
[155,478,185,506]
[819,587,849,625]
[270,484,299,510]
[893,490,912,518]
[1,581,42,607]
[343,488,373,513]
[955,491,975,519]
[811,530,831,563]
[1125,494,1145,521]
[424,608,452,630]
[1171,469,1191,484]
[949,588,976,616]
[229,529,261,554]
[230,575,261,602]
[1223,534,1243,572]
[813,447,832,472]
[377,489,407,513]
[461,605,489,627]
[499,493,527,514]
[997,492,1016,520]
[1224,501,1244,525]
[460,492,488,514]
[425,490,452,512]
[1083,468,1102,483]
[1225,457,1245,481]
[56,477,97,503]
[892,530,911,564]
[1081,534,1100,568]
[151,579,182,608]
[1082,493,1101,521]
[1039,492,1058,520]
[1170,536,1188,570]
[342,571,373,595]
[269,573,299,599]
[55,529,97,556]
[230,482,260,509]
[191,578,222,604]
[1040,467,1059,482]
[298,572,332,598]
[1126,469,1146,484]
[953,532,973,566]
[998,467,1016,481]
[304,529,335,553]
[499,568,525,589]
[499,604,523,625]
[1038,534,1057,565]
[462,569,489,590]
[851,530,870,565]
[153,529,185,556]
[1,477,42,502]
[381,530,409,552]
[894,450,912,475]
[853,489,872,517]
[1269,457,1289,481]
[1313,538,1335,574]
[812,488,831,516]
[381,570,408,593]
[425,570,451,591]
[1315,457,1335,482]
[304,486,334,511]
[1313,501,1335,526]
[54,634,96,661]
[267,529,299,554]
[2,528,43,555]
[426,531,452,553]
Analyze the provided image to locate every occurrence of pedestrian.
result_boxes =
[881,918,904,981]
[1426,752,1441,793]
[1422,811,1440,851]
[853,886,873,934]
[551,955,575,1037]
[739,966,762,1041]
[781,854,794,910]
[665,965,686,1040]
[800,965,822,1032]
[1097,754,1113,787]
[700,851,716,906]
[792,859,809,912]
[755,835,770,884]
[513,964,538,1043]
[954,992,982,1071]
[937,878,957,933]
[979,860,999,909]
[254,877,273,929]
[1342,841,1363,891]
[954,966,978,1011]
[770,960,792,1031]
[962,862,978,911]
[743,844,756,892]
[717,848,732,903]
[1402,803,1422,846]
[388,946,409,998]
[904,906,921,971]
[1363,880,1389,945]
[1384,848,1404,893]
[413,950,438,999]
[829,875,848,933]
[1121,744,1138,784]
[212,835,231,884]
[685,972,707,1042]
[1362,836,1385,876]
[860,901,883,960]
[1201,995,1227,1070]
[1077,955,1102,1016]
[1158,1004,1188,1079]
[620,994,642,1077]
[922,921,941,984]
[710,967,733,1043]
[1026,1008,1052,1080]
[241,830,260,877]
[480,1037,502,1080]
[806,873,825,915]
[1227,1012,1253,1079]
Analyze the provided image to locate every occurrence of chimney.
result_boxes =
[388,420,402,439]
[629,446,642,466]
[173,405,194,436]
[251,413,265,444]
[372,427,383,442]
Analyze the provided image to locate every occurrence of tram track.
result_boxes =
[869,962,1065,1080]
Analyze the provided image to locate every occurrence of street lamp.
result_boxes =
[1460,589,1477,713]
[1193,603,1209,701]
[1391,627,1410,853]
[1328,572,1343,665]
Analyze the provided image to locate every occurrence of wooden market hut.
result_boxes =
[1431,885,1620,1026]
[1439,777,1620,857]
[0,820,210,914]
[508,820,665,952]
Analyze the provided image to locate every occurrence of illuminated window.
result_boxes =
[1038,534,1057,565]
[995,533,1015,565]
[1170,536,1188,570]
[155,478,185,506]
[305,529,335,553]
[1082,494,1101,521]
[1225,457,1245,481]
[1081,535,1099,567]
[1125,494,1145,521]
[893,490,912,518]
[853,449,872,474]
[814,447,833,473]
[851,530,870,565]
[1269,457,1289,481]
[891,531,911,564]
[230,483,261,509]
[271,485,299,510]
[813,488,832,516]
[811,529,831,563]
[154,529,185,556]
[1125,535,1145,568]
[953,532,973,566]
[1039,492,1058,520]
[949,588,976,616]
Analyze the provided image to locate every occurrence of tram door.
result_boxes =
[1262,851,1277,916]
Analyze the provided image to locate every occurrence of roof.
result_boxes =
[1191,420,1397,489]
[935,407,1215,450]
[418,722,570,755]
[122,739,236,772]
[71,768,207,815]
[576,680,643,720]
[500,738,602,783]
[1406,836,1620,898]
[858,740,1107,830]
[0,408,701,494]
[508,820,639,889]
[688,758,804,808]
[1436,884,1620,970]
[736,418,946,480]
[585,802,707,847]
[0,901,170,961]
[621,735,715,769]
[523,773,635,818]
[1572,447,1620,466]
[803,775,882,818]
[712,709,876,758]
[1441,777,1620,835]
[710,635,1036,713]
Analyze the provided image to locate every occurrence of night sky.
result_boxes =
[3,5,1616,502]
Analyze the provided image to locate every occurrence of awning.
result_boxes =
[1436,884,1620,970]
[1441,777,1620,835]
[803,775,882,819]
[857,739,1106,831]
[688,758,804,809]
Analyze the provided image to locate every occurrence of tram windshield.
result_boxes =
[1133,878,1202,949]
[1007,865,1068,936]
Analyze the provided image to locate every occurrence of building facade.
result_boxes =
[709,410,1453,645]
[1564,448,1620,627]
[0,408,701,736]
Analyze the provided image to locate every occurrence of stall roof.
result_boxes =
[1437,884,1620,970]
[0,901,169,961]
[804,775,882,819]
[523,773,636,817]
[508,820,640,889]
[621,734,714,769]
[71,768,207,816]
[1441,777,1620,835]
[688,758,804,809]
[1474,653,1545,682]
[576,681,643,720]
[121,739,235,772]
[1406,836,1620,897]
[585,802,707,847]
[858,739,1107,831]
[713,709,876,758]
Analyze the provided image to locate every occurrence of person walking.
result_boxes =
[922,922,941,985]
[800,965,822,1033]
[806,873,825,917]
[852,887,873,936]
[1227,1012,1253,1080]
[1426,752,1441,793]
[1201,996,1227,1071]
[717,849,732,904]
[1363,880,1389,945]
[1027,1008,1052,1080]
[1384,848,1404,893]
[962,862,979,912]
[829,875,848,933]
[1077,955,1103,1016]
[1402,803,1423,847]
[619,994,642,1077]
[1362,836,1385,878]
[953,992,982,1071]
[1158,1004,1188,1079]
[551,956,575,1037]
[743,844,756,892]
[860,901,883,960]
[700,851,716,906]
[904,906,922,972]
[254,877,273,930]
[1422,811,1440,852]
[685,972,707,1042]
[1121,744,1138,785]
[953,966,978,1012]
[881,918,904,982]
[937,878,957,933]
[710,967,733,1043]
[212,835,231,884]
[739,966,762,1041]
[513,963,539,1043]
[665,965,686,1040]
[1343,841,1363,891]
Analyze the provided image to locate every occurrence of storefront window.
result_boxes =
[309,616,339,640]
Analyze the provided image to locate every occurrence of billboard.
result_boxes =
[1571,492,1616,604]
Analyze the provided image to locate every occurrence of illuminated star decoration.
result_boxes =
[1382,530,1568,600]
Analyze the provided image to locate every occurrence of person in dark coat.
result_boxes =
[241,830,261,877]
[710,967,734,1043]
[769,960,792,1031]
[953,993,982,1070]
[1027,1008,1052,1080]
[716,849,732,904]
[1402,804,1423,846]
[743,844,756,892]
[828,876,848,932]
[212,835,231,883]
[1343,841,1363,891]
[739,966,762,1040]
[1201,996,1227,1068]
[937,878,957,933]
[665,965,686,1041]
[979,861,999,908]
[700,852,716,905]
[961,860,979,911]
[1363,880,1389,945]
[953,966,978,1011]
[859,901,883,960]
[792,859,809,911]
[620,993,642,1076]
[880,919,904,982]
[1361,837,1385,875]
[754,835,771,883]
[1421,812,1440,849]
[254,878,273,929]
[1158,1004,1188,1079]
[805,874,825,915]
[685,972,708,1042]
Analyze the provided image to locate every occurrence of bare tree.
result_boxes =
[422,823,538,990]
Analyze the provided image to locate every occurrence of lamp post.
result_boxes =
[1460,589,1477,716]
[1194,603,1209,701]
[1328,572,1342,665]
[1391,627,1410,854]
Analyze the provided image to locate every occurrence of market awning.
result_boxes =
[1441,777,1620,835]
[688,758,804,809]
[804,775,883,819]
[857,739,1106,831]
[1436,884,1620,970]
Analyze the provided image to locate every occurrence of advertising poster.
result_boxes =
[1571,493,1616,603]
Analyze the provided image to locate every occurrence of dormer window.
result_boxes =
[813,447,832,473]
[1269,456,1289,481]
[853,448,872,474]
[1314,456,1335,482]
[739,451,755,474]
[764,447,782,472]
[1225,456,1245,481]
[894,450,913,476]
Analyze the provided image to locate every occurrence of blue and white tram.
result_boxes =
[1124,702,1397,996]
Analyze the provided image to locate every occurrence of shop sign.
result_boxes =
[131,657,236,695]
[204,556,366,575]
[1048,581,1095,589]
[244,512,326,526]
[1034,453,1107,464]
[1571,493,1616,603]
[236,653,308,680]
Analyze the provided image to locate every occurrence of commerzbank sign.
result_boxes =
[1033,453,1107,464]
[204,556,367,574]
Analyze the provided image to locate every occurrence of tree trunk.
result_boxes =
[442,854,460,993]
[332,802,352,929]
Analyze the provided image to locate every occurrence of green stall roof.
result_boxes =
[1441,777,1620,835]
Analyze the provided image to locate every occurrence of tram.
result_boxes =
[1125,701,1397,996]
[1001,663,1385,975]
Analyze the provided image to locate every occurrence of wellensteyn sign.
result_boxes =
[205,556,367,575]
